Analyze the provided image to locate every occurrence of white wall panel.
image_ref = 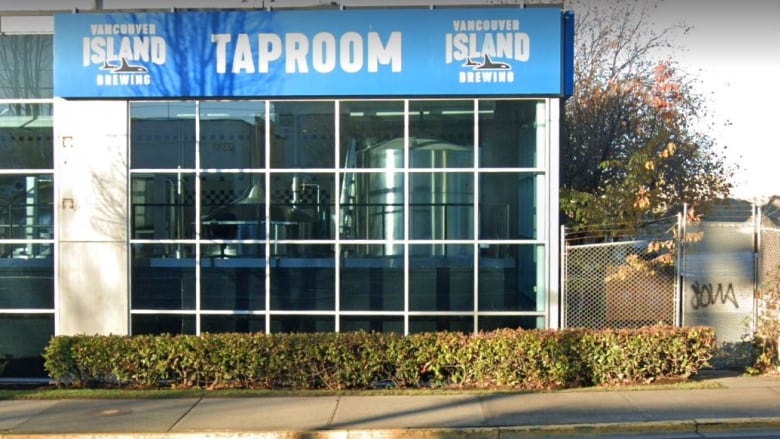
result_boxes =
[0,16,53,33]
[58,241,128,335]
[0,0,91,12]
[54,99,129,335]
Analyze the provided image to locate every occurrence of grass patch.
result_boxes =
[0,379,723,401]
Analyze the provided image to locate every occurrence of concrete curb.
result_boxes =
[4,418,780,439]
[693,416,780,434]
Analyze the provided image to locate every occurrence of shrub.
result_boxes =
[748,264,780,374]
[42,325,715,390]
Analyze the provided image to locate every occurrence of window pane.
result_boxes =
[0,103,53,169]
[340,316,403,333]
[130,102,196,169]
[410,172,473,240]
[341,171,403,244]
[0,314,52,378]
[200,255,265,310]
[479,244,545,311]
[131,244,195,310]
[270,244,334,311]
[409,316,472,334]
[132,314,195,335]
[131,173,195,240]
[0,35,53,98]
[270,316,334,333]
[409,100,473,168]
[199,101,265,169]
[201,315,265,333]
[409,245,473,311]
[479,100,544,168]
[270,101,334,169]
[269,172,334,240]
[0,174,53,243]
[478,316,543,332]
[340,245,403,311]
[201,173,265,256]
[479,173,539,240]
[340,100,405,169]
[0,250,53,308]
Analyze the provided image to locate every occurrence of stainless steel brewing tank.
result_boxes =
[354,138,472,256]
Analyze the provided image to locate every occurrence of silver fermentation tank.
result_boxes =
[346,137,472,256]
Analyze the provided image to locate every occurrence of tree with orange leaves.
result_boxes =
[560,0,735,238]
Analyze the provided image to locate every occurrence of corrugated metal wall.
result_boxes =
[682,221,755,343]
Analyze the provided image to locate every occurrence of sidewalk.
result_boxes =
[1,371,779,438]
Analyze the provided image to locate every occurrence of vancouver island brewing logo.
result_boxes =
[445,18,529,84]
[83,22,165,87]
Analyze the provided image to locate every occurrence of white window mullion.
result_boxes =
[194,100,202,335]
[403,99,410,335]
[472,98,479,335]
[334,100,341,333]
[264,100,272,334]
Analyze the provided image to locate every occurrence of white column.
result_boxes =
[547,98,561,329]
[54,99,129,335]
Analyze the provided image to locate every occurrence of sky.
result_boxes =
[649,0,780,202]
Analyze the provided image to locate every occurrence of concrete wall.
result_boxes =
[54,99,129,335]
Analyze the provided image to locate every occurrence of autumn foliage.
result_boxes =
[561,1,733,237]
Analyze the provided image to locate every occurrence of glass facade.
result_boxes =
[0,35,53,99]
[0,33,55,376]
[130,99,549,335]
[0,5,566,379]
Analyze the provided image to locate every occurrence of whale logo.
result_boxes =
[475,54,511,70]
[100,60,119,70]
[462,57,480,68]
[111,57,148,73]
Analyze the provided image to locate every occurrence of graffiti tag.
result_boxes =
[690,281,739,310]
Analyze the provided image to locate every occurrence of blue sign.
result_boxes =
[54,8,568,98]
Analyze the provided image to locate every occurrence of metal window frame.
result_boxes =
[127,97,554,335]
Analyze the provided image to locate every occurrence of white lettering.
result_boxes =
[446,31,529,63]
[209,31,401,75]
[448,33,469,63]
[514,33,529,62]
[233,33,255,73]
[257,33,283,73]
[118,36,135,61]
[84,36,166,65]
[452,19,520,32]
[83,37,91,67]
[97,73,151,86]
[368,32,401,72]
[90,23,157,35]
[445,33,453,64]
[312,32,337,73]
[459,70,514,83]
[90,38,106,64]
[496,33,513,59]
[150,37,166,64]
[212,34,231,74]
[340,32,363,73]
[480,33,496,59]
[285,33,309,73]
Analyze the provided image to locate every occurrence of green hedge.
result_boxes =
[42,325,715,390]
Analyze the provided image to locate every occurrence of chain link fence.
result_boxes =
[562,216,680,329]
[562,199,780,334]
[760,228,780,281]
[759,201,780,287]
[757,202,780,355]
